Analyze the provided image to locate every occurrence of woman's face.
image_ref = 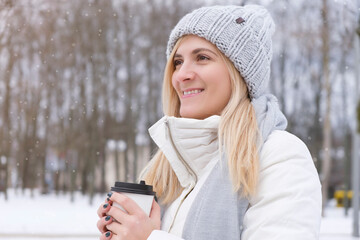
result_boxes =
[172,35,232,119]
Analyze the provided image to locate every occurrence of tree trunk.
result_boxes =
[114,146,120,180]
[133,141,138,182]
[124,139,130,182]
[0,48,14,200]
[122,2,136,182]
[100,148,107,192]
[320,0,332,215]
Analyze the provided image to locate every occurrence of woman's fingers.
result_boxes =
[97,193,116,238]
[149,199,161,228]
[97,201,111,218]
[99,231,113,240]
[107,202,130,224]
[148,199,161,232]
[109,192,143,216]
[104,196,160,240]
[97,215,114,233]
[98,192,160,239]
[106,222,128,238]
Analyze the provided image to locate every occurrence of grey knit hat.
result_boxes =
[166,5,287,141]
[166,5,275,99]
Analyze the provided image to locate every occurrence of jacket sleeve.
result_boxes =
[241,131,322,240]
[148,230,185,240]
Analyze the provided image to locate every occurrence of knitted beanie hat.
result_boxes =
[166,5,275,99]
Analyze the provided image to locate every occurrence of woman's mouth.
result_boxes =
[182,89,204,98]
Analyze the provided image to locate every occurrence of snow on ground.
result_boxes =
[0,189,359,240]
[320,199,359,240]
[0,189,102,240]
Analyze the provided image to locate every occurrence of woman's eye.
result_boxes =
[198,55,210,61]
[174,59,182,67]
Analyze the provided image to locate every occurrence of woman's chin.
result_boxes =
[179,110,209,120]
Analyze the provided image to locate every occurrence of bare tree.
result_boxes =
[320,0,332,214]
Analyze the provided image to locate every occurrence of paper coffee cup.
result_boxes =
[110,180,156,216]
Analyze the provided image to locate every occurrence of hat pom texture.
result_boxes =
[166,5,275,99]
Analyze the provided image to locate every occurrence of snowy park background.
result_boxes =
[0,189,358,240]
[1,0,360,239]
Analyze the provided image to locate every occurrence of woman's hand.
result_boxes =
[97,194,114,238]
[97,192,161,240]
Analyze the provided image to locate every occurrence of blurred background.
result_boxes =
[0,0,359,239]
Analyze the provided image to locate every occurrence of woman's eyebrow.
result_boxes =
[192,48,218,56]
[174,48,218,58]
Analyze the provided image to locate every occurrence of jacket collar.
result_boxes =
[149,115,220,188]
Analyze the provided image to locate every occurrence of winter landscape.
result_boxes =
[1,0,360,239]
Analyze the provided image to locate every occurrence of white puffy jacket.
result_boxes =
[147,116,322,239]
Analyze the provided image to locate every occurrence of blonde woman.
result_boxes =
[97,5,322,240]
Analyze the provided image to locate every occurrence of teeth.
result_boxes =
[183,89,203,95]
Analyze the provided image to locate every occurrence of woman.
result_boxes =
[97,5,322,240]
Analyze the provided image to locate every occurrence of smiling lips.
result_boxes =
[182,89,204,98]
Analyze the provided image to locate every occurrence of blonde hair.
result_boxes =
[140,36,260,204]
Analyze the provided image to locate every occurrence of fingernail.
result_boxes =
[105,231,111,237]
[107,197,110,202]
[105,215,111,221]
[107,192,113,197]
[103,203,108,209]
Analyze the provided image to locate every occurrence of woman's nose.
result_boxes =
[174,62,195,82]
